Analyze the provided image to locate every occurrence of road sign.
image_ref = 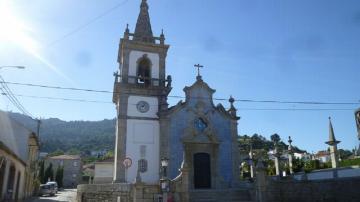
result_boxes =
[123,157,132,169]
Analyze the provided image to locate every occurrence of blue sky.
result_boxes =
[0,0,359,152]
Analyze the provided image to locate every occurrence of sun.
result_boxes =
[0,0,39,53]
[0,0,74,84]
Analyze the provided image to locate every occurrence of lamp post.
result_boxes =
[160,157,169,202]
[0,66,25,70]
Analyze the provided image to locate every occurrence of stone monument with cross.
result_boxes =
[356,108,360,140]
[355,108,360,156]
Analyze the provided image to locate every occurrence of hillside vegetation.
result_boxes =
[8,112,116,154]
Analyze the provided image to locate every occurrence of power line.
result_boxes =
[0,76,34,118]
[1,90,357,112]
[13,94,112,104]
[1,80,359,106]
[1,92,356,111]
[46,0,129,47]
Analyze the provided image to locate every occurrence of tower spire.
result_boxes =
[134,0,154,43]
[326,117,340,169]
[326,117,340,145]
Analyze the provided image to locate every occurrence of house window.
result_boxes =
[73,161,78,167]
[137,57,151,86]
[59,160,64,166]
[72,174,77,178]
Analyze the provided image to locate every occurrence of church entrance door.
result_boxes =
[194,153,211,189]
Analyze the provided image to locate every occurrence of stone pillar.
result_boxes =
[255,160,267,202]
[1,160,10,199]
[114,94,129,183]
[326,117,340,169]
[249,148,255,178]
[288,136,294,175]
[288,154,294,175]
[329,145,339,169]
[274,147,280,176]
[355,109,360,155]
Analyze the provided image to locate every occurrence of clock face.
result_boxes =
[136,101,150,113]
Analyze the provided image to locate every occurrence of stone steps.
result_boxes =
[189,189,253,202]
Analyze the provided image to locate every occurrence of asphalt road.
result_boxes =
[27,189,77,202]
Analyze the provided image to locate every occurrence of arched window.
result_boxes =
[137,57,151,86]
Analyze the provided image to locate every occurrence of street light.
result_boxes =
[161,157,169,178]
[160,157,170,202]
[0,66,25,70]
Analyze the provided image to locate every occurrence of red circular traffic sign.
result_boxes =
[123,157,132,169]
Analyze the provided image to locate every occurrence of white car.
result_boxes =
[46,181,58,193]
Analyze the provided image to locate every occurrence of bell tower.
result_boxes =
[113,0,171,183]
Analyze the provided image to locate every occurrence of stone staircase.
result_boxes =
[189,188,253,202]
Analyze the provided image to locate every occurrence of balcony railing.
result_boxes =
[114,73,172,88]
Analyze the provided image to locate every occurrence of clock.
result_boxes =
[136,101,150,113]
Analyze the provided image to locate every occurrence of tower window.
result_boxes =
[137,57,151,86]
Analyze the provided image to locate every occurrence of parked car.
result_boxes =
[46,181,58,193]
[39,184,55,196]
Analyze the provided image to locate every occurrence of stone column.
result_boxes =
[288,136,294,175]
[255,159,267,202]
[249,147,255,178]
[274,148,280,176]
[114,94,129,183]
[326,117,340,169]
[1,160,10,199]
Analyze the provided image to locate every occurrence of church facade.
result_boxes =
[112,0,241,190]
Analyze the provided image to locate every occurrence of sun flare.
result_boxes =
[0,0,74,84]
[0,0,39,53]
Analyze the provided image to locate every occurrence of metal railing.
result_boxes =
[114,73,172,88]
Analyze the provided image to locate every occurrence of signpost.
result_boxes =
[123,157,132,182]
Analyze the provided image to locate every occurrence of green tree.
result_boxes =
[338,149,353,160]
[44,163,54,182]
[49,149,64,157]
[68,148,80,155]
[304,160,320,172]
[38,160,46,184]
[55,166,64,187]
[270,133,281,144]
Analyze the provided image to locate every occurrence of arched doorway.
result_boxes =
[6,164,16,200]
[193,153,211,189]
[0,159,5,198]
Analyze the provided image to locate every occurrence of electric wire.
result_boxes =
[0,76,33,118]
[46,0,129,47]
[1,81,359,107]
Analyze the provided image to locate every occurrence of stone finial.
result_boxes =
[160,29,165,44]
[326,117,340,146]
[228,96,237,117]
[124,24,130,39]
[134,0,155,43]
[288,136,293,151]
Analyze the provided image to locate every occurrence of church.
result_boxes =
[112,0,242,189]
[78,1,252,201]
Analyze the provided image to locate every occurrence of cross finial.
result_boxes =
[194,64,204,77]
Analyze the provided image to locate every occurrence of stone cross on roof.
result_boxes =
[194,63,203,75]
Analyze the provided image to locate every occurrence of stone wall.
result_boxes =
[77,183,161,202]
[263,177,360,202]
[77,183,132,202]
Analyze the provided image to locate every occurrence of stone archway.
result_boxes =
[193,153,211,189]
